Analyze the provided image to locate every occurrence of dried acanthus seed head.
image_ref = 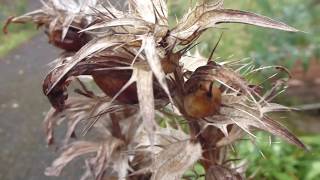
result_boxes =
[184,80,221,118]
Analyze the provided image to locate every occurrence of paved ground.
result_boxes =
[0,1,127,179]
[0,34,78,180]
[0,1,82,179]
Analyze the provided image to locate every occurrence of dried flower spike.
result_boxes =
[5,0,306,179]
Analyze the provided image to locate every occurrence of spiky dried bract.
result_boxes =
[45,141,100,176]
[6,0,306,179]
[4,0,98,31]
[4,0,102,51]
[150,141,202,180]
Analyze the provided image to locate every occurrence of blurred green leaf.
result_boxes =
[0,0,37,57]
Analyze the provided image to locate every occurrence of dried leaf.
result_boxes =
[43,37,123,95]
[3,9,47,33]
[129,0,156,24]
[151,141,202,180]
[45,141,99,176]
[135,66,157,143]
[216,126,244,147]
[82,138,124,180]
[210,99,306,149]
[43,108,60,145]
[262,116,307,149]
[171,3,298,44]
[173,0,224,32]
[153,0,169,26]
[205,165,243,180]
[200,9,299,31]
[81,17,153,34]
[180,50,208,72]
[4,0,99,34]
[143,35,172,102]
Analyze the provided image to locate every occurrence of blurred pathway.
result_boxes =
[0,1,125,179]
[0,1,79,180]
[0,34,64,180]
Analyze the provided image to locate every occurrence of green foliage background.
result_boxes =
[235,133,320,180]
[168,0,320,179]
[169,0,320,69]
[0,0,36,57]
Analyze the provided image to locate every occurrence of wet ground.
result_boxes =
[0,1,80,179]
[0,33,85,180]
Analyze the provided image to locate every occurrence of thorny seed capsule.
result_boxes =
[92,70,167,104]
[92,70,138,104]
[184,80,221,118]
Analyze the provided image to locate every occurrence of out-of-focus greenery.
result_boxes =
[244,0,320,69]
[0,0,37,57]
[169,0,320,69]
[235,133,320,180]
[169,1,320,179]
[184,163,206,180]
[182,133,320,180]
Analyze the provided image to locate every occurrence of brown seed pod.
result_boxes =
[161,51,181,74]
[92,70,168,104]
[184,79,221,118]
[92,70,138,104]
[48,28,91,52]
[161,60,177,74]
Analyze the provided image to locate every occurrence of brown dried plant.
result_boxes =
[5,0,306,179]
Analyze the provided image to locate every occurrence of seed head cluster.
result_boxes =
[5,0,305,179]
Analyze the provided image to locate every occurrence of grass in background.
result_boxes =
[235,133,320,180]
[243,0,320,69]
[169,1,320,179]
[168,0,320,68]
[0,0,37,57]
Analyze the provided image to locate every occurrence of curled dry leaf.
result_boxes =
[170,2,298,45]
[4,0,101,51]
[207,94,306,149]
[150,141,202,180]
[135,66,157,142]
[45,141,100,176]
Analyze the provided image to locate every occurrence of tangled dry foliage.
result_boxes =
[5,0,307,179]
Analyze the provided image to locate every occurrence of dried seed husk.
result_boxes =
[48,28,91,51]
[184,81,222,118]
